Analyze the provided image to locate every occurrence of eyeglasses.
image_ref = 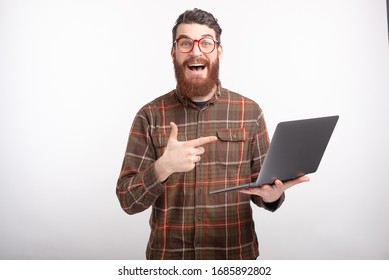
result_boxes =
[174,37,218,54]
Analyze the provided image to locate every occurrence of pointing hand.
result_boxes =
[155,122,218,182]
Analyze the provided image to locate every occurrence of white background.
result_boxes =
[0,0,388,260]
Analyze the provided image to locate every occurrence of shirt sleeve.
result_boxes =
[251,193,286,212]
[116,109,165,215]
[250,109,285,211]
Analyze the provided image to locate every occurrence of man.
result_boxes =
[116,8,309,260]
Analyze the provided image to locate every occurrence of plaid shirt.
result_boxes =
[116,86,285,260]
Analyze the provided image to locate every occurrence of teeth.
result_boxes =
[189,64,205,67]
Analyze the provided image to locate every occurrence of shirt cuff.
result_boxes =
[262,193,285,212]
[251,192,285,212]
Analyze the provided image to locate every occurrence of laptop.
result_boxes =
[209,115,339,194]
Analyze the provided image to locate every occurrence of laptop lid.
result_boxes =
[209,115,339,194]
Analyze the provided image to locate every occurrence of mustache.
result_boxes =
[182,57,210,67]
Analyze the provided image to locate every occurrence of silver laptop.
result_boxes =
[209,115,339,194]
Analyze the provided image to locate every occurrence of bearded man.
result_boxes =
[116,8,308,260]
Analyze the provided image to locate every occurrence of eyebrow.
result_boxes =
[176,33,215,40]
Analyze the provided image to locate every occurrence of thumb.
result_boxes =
[168,122,178,143]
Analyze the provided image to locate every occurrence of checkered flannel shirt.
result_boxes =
[116,86,285,259]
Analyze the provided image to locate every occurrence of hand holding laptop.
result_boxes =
[239,176,310,203]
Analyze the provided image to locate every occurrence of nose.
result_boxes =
[190,40,202,56]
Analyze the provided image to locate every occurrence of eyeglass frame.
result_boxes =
[173,37,219,54]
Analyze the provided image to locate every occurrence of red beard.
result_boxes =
[173,56,219,100]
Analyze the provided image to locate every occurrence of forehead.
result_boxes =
[175,23,216,39]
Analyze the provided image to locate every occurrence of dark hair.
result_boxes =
[172,8,222,46]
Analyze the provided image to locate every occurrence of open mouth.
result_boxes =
[188,63,206,71]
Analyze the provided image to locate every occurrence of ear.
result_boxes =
[217,44,223,61]
[170,46,175,62]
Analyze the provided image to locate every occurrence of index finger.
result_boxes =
[185,136,218,147]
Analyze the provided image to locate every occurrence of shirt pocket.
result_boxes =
[151,132,185,158]
[215,128,252,185]
[216,128,251,165]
